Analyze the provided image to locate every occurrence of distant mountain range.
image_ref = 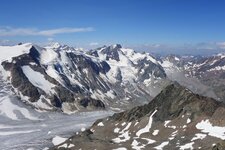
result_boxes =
[1,43,225,114]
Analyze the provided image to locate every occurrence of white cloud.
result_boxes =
[0,26,94,37]
[89,42,99,46]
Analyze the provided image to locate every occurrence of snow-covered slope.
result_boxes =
[0,43,32,62]
[0,43,167,113]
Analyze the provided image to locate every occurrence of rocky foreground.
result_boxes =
[51,83,225,150]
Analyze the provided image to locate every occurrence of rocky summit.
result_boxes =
[51,83,225,150]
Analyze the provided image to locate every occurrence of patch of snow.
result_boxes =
[112,122,132,143]
[191,133,207,141]
[121,122,126,126]
[168,130,178,140]
[164,120,176,129]
[136,110,157,137]
[196,119,225,140]
[114,128,120,133]
[141,137,156,144]
[97,122,104,127]
[132,139,144,150]
[164,120,171,127]
[154,141,169,150]
[68,144,75,148]
[187,118,191,124]
[131,137,156,150]
[152,130,159,136]
[174,57,180,61]
[122,122,132,131]
[52,136,67,146]
[81,127,86,132]
[22,65,56,94]
[58,143,67,148]
[29,62,36,65]
[112,131,130,143]
[134,122,139,126]
[179,142,194,150]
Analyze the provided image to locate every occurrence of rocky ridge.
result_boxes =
[51,83,225,150]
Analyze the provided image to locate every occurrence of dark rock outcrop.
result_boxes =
[101,44,122,61]
[79,97,105,109]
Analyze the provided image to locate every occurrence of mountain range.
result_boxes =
[1,43,168,114]
[1,42,225,149]
[1,43,225,113]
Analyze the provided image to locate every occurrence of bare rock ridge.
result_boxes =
[52,83,225,150]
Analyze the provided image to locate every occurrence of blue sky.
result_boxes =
[0,0,225,55]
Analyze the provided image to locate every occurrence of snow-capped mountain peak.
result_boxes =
[0,43,32,62]
[0,43,167,113]
[111,44,122,49]
[49,42,62,49]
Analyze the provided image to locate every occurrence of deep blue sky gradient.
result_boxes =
[0,0,225,54]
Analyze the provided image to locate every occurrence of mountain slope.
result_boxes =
[162,54,225,102]
[51,83,225,150]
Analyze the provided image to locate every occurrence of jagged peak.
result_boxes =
[49,42,62,49]
[110,44,122,49]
